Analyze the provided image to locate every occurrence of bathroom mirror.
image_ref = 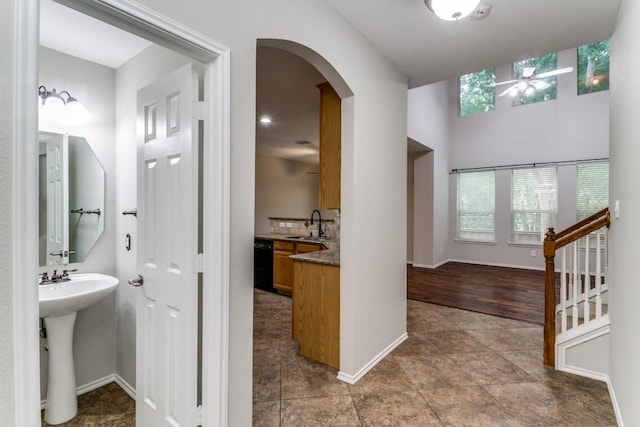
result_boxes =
[38,131,105,266]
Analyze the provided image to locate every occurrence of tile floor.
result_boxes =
[41,382,135,426]
[253,290,618,426]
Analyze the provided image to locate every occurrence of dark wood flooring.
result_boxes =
[408,262,547,325]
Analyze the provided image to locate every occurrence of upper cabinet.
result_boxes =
[317,82,341,209]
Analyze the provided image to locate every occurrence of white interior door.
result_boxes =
[45,134,69,265]
[135,63,200,427]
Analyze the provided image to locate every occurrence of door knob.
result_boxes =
[128,274,144,287]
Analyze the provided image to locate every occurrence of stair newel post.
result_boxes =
[543,227,557,366]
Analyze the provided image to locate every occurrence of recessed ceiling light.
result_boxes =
[259,116,272,124]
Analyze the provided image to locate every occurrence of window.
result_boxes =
[577,162,609,220]
[511,167,557,244]
[578,40,610,95]
[513,53,557,106]
[457,171,495,242]
[459,68,496,116]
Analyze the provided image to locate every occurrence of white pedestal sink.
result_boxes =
[39,273,118,425]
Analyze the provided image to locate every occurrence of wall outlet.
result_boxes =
[286,222,292,228]
[530,250,536,257]
[279,222,285,228]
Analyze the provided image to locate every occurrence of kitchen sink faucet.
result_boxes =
[310,209,324,238]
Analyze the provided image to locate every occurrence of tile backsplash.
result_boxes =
[269,216,338,239]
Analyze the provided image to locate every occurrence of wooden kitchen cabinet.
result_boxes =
[317,82,341,209]
[273,240,323,295]
[292,261,340,369]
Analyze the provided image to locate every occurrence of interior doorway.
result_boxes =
[15,0,230,425]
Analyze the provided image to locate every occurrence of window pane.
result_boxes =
[513,53,557,106]
[459,68,496,116]
[457,171,495,241]
[578,40,610,95]
[511,167,557,243]
[577,163,609,220]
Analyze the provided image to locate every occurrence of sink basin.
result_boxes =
[39,273,118,424]
[39,273,119,318]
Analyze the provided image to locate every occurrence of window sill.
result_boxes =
[508,241,543,248]
[454,239,497,246]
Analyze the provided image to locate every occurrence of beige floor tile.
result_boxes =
[396,354,479,390]
[448,352,534,385]
[347,358,415,396]
[425,330,491,354]
[352,390,443,426]
[281,353,350,400]
[465,328,538,352]
[420,386,525,427]
[281,395,361,427]
[253,401,281,427]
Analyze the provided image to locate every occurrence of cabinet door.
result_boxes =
[273,250,294,294]
[317,82,341,209]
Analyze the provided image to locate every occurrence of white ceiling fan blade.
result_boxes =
[498,83,519,97]
[531,80,551,90]
[535,66,574,79]
[494,79,519,87]
[522,67,536,78]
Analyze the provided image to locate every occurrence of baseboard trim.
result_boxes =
[448,258,545,271]
[40,374,116,410]
[114,374,136,400]
[337,332,408,385]
[607,378,624,427]
[412,259,449,269]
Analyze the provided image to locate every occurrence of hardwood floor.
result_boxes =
[408,262,548,325]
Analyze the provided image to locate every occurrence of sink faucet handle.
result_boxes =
[39,272,49,282]
[61,269,78,279]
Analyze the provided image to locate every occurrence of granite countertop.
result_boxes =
[255,233,340,266]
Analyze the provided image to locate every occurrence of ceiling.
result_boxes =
[40,0,620,163]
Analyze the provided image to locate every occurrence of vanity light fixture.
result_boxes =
[259,116,272,125]
[425,0,482,21]
[38,85,92,124]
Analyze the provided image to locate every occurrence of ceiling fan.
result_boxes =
[495,66,574,97]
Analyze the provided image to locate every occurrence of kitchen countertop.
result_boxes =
[255,233,340,266]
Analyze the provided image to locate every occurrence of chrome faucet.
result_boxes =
[310,209,324,238]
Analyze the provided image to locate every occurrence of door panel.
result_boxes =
[136,63,199,427]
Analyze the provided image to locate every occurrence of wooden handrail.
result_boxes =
[542,208,610,366]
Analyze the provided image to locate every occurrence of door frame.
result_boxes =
[13,1,230,425]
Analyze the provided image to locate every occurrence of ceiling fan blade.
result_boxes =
[535,66,574,79]
[522,67,536,78]
[498,83,519,97]
[494,79,519,87]
[531,80,551,90]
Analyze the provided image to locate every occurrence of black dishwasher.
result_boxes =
[254,238,276,293]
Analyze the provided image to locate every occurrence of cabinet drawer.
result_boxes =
[274,240,295,251]
[296,243,323,254]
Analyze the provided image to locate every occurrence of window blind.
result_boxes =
[457,171,495,242]
[511,167,557,243]
[577,163,609,220]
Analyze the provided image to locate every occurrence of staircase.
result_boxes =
[543,208,610,380]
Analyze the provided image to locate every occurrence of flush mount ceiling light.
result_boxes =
[425,0,482,21]
[38,85,92,124]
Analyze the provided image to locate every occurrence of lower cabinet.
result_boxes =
[292,261,340,369]
[273,240,324,295]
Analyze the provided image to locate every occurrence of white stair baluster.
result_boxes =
[584,234,590,324]
[595,227,602,319]
[561,246,567,333]
[572,241,579,329]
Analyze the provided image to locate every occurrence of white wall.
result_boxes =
[114,44,190,390]
[407,81,450,268]
[254,153,320,234]
[0,1,17,422]
[609,1,640,424]
[38,47,117,399]
[446,48,609,269]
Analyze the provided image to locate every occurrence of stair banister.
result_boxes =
[542,208,610,366]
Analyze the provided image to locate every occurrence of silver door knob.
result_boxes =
[128,274,144,287]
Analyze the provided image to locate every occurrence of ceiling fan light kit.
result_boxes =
[495,66,574,98]
[425,0,482,21]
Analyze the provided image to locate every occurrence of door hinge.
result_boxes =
[194,101,205,121]
[193,253,204,273]
[193,404,203,425]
